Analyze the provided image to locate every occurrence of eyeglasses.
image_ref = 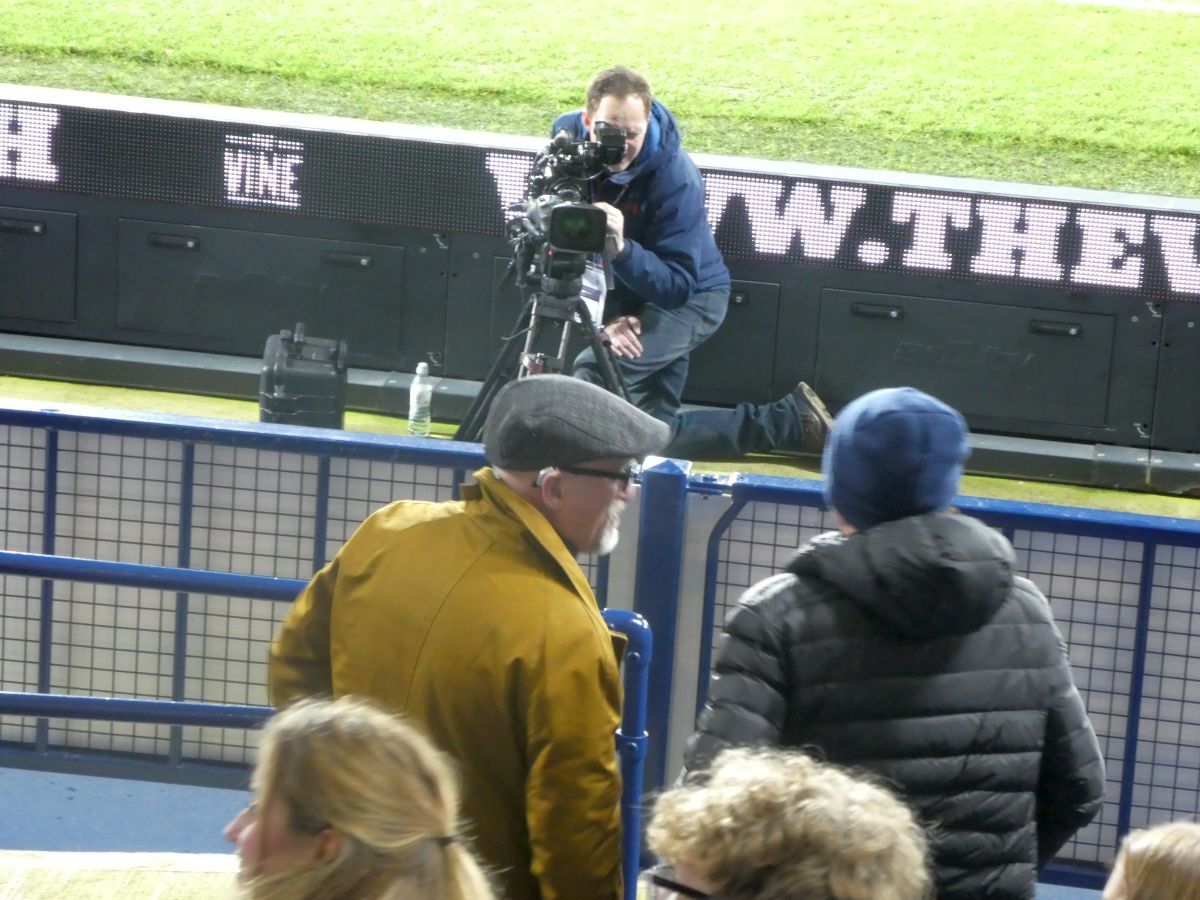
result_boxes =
[640,865,711,899]
[534,463,640,489]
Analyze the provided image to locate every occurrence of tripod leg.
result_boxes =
[592,338,630,403]
[571,300,631,403]
[454,300,533,443]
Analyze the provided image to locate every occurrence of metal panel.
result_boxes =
[1152,302,1200,452]
[687,280,781,404]
[817,287,1119,432]
[443,234,519,381]
[116,219,407,368]
[0,206,76,323]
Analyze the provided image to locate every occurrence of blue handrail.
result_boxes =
[0,549,308,600]
[0,691,272,728]
[602,608,653,899]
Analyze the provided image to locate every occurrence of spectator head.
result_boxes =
[646,747,932,900]
[822,386,970,533]
[484,375,669,554]
[1103,821,1200,900]
[225,696,495,900]
[583,66,653,172]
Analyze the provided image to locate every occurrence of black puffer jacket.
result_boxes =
[684,512,1105,900]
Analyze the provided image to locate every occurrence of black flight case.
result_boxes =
[259,323,348,429]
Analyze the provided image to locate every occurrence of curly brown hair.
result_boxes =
[649,748,932,900]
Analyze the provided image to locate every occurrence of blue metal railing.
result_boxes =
[0,691,272,729]
[597,607,653,899]
[0,549,651,900]
[4,401,1200,892]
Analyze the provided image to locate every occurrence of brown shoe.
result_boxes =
[790,381,833,453]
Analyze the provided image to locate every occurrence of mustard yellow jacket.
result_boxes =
[269,468,623,900]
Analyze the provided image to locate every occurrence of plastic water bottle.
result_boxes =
[408,362,433,436]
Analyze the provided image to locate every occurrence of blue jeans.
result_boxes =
[573,289,807,459]
[574,290,728,426]
[665,394,808,459]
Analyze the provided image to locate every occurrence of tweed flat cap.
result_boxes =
[484,375,670,470]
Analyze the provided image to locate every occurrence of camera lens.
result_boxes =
[548,203,608,253]
[559,209,598,241]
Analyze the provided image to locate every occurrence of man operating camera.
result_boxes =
[557,66,832,459]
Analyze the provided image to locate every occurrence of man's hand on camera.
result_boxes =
[604,315,643,358]
[594,201,625,255]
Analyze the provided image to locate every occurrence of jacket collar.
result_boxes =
[465,467,600,607]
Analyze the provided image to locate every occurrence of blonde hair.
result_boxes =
[649,748,931,900]
[241,697,496,900]
[1113,821,1200,900]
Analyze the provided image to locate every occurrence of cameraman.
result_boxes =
[559,66,831,458]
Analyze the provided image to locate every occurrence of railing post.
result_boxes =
[169,441,196,764]
[601,608,652,900]
[632,457,688,792]
[312,455,331,571]
[35,428,58,753]
[1117,540,1158,841]
[696,495,749,719]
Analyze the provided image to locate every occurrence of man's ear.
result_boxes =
[581,109,592,130]
[538,469,565,508]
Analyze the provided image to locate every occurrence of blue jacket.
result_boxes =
[552,101,730,314]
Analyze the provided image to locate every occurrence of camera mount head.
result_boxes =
[507,123,628,291]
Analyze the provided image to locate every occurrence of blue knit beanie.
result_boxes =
[822,387,970,531]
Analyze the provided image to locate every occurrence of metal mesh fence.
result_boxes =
[709,501,833,652]
[191,446,317,579]
[4,410,1196,872]
[1134,544,1200,828]
[47,582,174,756]
[0,431,494,764]
[1012,530,1142,865]
[0,426,46,744]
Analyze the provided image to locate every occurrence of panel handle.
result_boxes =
[1029,320,1082,338]
[851,302,904,320]
[321,250,373,269]
[0,218,46,236]
[148,233,201,251]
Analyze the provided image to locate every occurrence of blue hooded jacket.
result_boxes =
[551,101,730,314]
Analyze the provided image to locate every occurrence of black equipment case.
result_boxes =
[259,323,348,429]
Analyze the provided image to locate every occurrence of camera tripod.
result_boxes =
[454,276,629,444]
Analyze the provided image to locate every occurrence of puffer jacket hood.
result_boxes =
[789,511,1013,640]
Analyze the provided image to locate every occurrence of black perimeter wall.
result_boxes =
[1,84,1199,465]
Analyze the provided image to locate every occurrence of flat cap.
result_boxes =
[484,375,670,470]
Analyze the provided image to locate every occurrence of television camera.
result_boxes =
[511,120,627,284]
[454,122,630,442]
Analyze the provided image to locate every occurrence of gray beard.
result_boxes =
[595,501,625,556]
